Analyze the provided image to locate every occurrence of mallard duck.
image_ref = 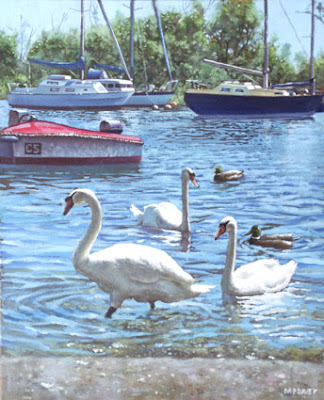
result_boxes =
[245,225,299,250]
[215,216,297,296]
[213,165,244,182]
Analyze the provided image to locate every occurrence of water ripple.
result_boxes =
[0,101,323,361]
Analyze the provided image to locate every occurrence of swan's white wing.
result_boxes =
[234,259,296,294]
[92,243,194,285]
[142,202,182,230]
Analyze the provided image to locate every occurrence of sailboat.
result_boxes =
[7,0,134,110]
[123,0,178,107]
[184,0,323,119]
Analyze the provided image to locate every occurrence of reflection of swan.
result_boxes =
[213,165,244,182]
[245,225,299,250]
[130,167,199,232]
[215,216,297,296]
[64,188,212,318]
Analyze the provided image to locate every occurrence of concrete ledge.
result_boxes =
[1,356,323,399]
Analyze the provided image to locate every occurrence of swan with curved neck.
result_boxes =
[215,216,297,296]
[130,167,199,232]
[63,188,212,318]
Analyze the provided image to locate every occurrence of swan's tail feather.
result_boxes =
[191,284,214,294]
[130,204,144,223]
[286,260,298,276]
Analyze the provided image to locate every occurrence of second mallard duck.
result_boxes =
[246,225,299,250]
[213,165,244,182]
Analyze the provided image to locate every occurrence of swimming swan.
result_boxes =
[130,167,199,232]
[215,216,297,296]
[63,188,212,318]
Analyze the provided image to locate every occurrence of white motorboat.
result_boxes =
[7,73,134,110]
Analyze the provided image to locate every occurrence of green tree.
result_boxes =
[28,29,80,82]
[0,31,28,97]
[295,50,324,91]
[206,0,262,67]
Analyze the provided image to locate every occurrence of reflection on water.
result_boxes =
[0,100,323,361]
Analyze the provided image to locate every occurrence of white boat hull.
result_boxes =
[124,91,175,106]
[7,90,133,110]
[0,135,142,165]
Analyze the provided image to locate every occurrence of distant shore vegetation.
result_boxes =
[1,0,323,101]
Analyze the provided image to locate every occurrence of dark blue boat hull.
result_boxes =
[184,92,324,119]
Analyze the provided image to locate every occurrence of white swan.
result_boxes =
[214,216,297,296]
[130,167,199,232]
[63,188,212,318]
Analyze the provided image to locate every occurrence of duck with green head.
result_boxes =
[246,225,299,250]
[213,165,244,182]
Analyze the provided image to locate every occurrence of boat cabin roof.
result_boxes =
[187,80,290,97]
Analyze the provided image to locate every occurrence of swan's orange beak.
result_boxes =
[63,198,73,216]
[215,225,226,240]
[191,177,199,188]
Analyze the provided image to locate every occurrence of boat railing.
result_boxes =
[7,82,29,92]
[162,80,179,92]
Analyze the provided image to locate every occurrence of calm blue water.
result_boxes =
[1,100,323,361]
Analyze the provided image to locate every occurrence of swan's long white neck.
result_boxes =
[180,176,190,232]
[222,222,237,292]
[72,194,102,269]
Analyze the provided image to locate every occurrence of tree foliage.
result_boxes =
[0,31,28,97]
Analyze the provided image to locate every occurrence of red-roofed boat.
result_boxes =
[0,110,143,165]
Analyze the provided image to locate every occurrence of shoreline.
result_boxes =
[1,356,323,399]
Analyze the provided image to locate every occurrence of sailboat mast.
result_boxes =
[97,0,132,81]
[130,0,135,78]
[80,0,85,80]
[263,0,269,88]
[152,0,172,81]
[310,0,315,95]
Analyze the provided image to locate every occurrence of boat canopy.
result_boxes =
[28,56,85,70]
[271,80,313,89]
[86,68,109,80]
[93,64,126,73]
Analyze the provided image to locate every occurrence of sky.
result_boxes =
[1,0,323,61]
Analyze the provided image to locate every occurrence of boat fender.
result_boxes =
[0,136,19,142]
[9,109,36,126]
[99,120,123,134]
[19,113,37,123]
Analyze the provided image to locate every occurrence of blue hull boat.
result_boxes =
[184,82,323,120]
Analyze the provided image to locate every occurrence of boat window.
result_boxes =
[65,88,75,92]
[115,84,121,88]
[220,87,231,92]
[235,88,244,93]
[107,84,114,88]
[50,88,60,92]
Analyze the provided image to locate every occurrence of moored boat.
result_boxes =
[124,81,178,107]
[7,72,134,110]
[184,0,323,120]
[184,80,323,120]
[7,0,135,110]
[0,110,143,166]
[123,0,178,107]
